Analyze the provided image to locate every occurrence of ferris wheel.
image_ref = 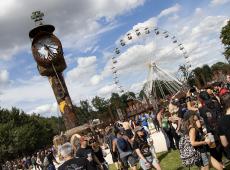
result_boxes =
[111,26,191,108]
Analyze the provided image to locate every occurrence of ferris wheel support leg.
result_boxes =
[156,66,182,86]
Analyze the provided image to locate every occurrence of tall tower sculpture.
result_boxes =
[29,11,77,129]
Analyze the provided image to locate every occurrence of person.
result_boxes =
[44,149,59,170]
[36,152,43,169]
[218,92,230,159]
[70,134,81,154]
[90,139,109,170]
[25,156,32,169]
[198,91,224,166]
[113,130,137,170]
[122,120,134,141]
[75,136,103,170]
[213,82,229,97]
[226,75,230,90]
[133,126,161,170]
[183,111,223,170]
[104,127,120,169]
[31,155,38,170]
[139,113,149,133]
[150,111,160,132]
[158,110,178,150]
[58,142,96,170]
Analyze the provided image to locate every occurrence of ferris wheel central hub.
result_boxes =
[151,62,157,67]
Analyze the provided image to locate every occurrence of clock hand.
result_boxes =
[44,44,56,60]
[47,45,58,50]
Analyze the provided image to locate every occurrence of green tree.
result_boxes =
[0,108,59,162]
[202,65,212,83]
[220,20,230,63]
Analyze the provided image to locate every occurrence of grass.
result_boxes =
[109,150,230,170]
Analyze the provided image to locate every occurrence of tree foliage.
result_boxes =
[188,62,230,87]
[220,20,230,62]
[0,108,63,163]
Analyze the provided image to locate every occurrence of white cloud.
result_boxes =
[98,84,117,97]
[194,8,203,16]
[29,103,58,117]
[90,75,102,85]
[66,56,97,83]
[191,16,227,39]
[0,0,16,17]
[211,0,230,5]
[157,3,181,18]
[0,76,53,107]
[0,70,9,84]
[0,0,146,60]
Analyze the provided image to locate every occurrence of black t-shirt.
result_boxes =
[93,148,105,163]
[58,157,95,170]
[76,146,97,166]
[177,106,184,119]
[133,135,151,157]
[218,115,230,143]
[47,152,55,165]
[199,106,219,134]
[125,129,134,139]
[75,146,94,160]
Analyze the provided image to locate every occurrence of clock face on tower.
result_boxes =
[32,33,63,67]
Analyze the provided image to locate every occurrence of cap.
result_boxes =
[134,126,143,133]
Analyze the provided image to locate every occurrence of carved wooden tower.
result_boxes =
[29,11,77,129]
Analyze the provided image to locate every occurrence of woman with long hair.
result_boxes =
[183,111,223,170]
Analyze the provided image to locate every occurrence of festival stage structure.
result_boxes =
[29,11,77,130]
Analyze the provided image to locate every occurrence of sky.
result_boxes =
[0,0,229,117]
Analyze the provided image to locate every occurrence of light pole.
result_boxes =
[29,11,77,130]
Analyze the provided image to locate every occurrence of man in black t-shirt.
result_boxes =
[199,91,224,163]
[75,137,103,170]
[58,142,95,170]
[218,93,230,159]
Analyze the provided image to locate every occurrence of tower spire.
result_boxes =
[31,11,44,26]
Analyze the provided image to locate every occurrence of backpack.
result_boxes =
[179,135,202,167]
[117,137,128,152]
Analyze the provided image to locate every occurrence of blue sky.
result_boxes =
[0,0,229,116]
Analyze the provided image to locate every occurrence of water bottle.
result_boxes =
[208,133,216,148]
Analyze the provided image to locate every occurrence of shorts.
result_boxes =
[139,155,159,170]
[201,152,209,167]
[121,154,138,168]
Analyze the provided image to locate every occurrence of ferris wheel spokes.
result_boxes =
[112,26,191,108]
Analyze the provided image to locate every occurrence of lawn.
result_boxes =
[109,150,230,170]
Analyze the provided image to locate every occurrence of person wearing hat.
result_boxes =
[133,126,161,170]
[58,142,95,170]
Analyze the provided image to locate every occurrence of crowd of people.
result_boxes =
[1,76,230,170]
[1,149,58,170]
